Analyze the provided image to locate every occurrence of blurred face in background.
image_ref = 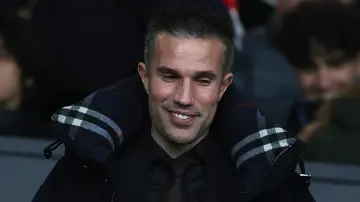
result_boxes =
[296,50,360,101]
[0,39,23,110]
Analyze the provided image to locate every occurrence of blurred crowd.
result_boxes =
[1,0,360,165]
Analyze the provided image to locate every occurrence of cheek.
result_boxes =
[297,73,316,89]
[0,62,21,89]
[330,67,357,86]
[342,68,357,81]
[193,86,221,105]
[149,78,175,101]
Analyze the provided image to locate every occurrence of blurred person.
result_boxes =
[234,0,358,131]
[279,3,360,164]
[279,2,360,134]
[0,14,45,137]
[34,3,315,202]
[299,79,360,164]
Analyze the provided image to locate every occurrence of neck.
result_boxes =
[151,125,207,159]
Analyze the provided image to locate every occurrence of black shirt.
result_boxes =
[111,128,236,202]
[146,134,211,202]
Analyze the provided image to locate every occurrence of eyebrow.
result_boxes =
[156,66,216,79]
[156,66,179,75]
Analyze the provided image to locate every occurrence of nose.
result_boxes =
[173,78,193,106]
[317,68,332,90]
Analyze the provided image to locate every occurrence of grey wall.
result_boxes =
[1,136,359,202]
[0,136,63,202]
[306,163,360,202]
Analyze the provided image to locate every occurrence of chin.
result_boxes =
[306,94,323,102]
[166,132,198,145]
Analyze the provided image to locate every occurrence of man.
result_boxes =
[302,79,360,165]
[34,3,314,202]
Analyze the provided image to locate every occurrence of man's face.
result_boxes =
[296,56,360,101]
[138,33,233,144]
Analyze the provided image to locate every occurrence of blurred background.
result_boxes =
[0,0,360,201]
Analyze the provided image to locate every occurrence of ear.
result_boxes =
[137,62,149,94]
[218,73,233,101]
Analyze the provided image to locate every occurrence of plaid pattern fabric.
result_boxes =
[218,102,295,170]
[51,102,123,151]
[231,125,295,168]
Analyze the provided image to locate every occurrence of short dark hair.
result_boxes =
[144,2,234,73]
[279,2,360,70]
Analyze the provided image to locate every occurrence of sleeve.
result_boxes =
[33,152,114,202]
[214,83,296,168]
[212,82,301,196]
[252,140,315,202]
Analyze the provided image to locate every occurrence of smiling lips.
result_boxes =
[166,109,199,126]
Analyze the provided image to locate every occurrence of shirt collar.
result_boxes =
[141,128,216,164]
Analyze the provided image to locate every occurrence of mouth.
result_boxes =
[166,110,198,126]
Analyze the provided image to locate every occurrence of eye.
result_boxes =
[161,74,178,82]
[196,77,211,86]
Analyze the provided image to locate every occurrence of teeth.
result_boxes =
[173,113,190,120]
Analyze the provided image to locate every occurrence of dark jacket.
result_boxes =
[33,76,315,201]
[33,139,314,202]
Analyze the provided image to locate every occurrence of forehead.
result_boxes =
[151,33,224,74]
